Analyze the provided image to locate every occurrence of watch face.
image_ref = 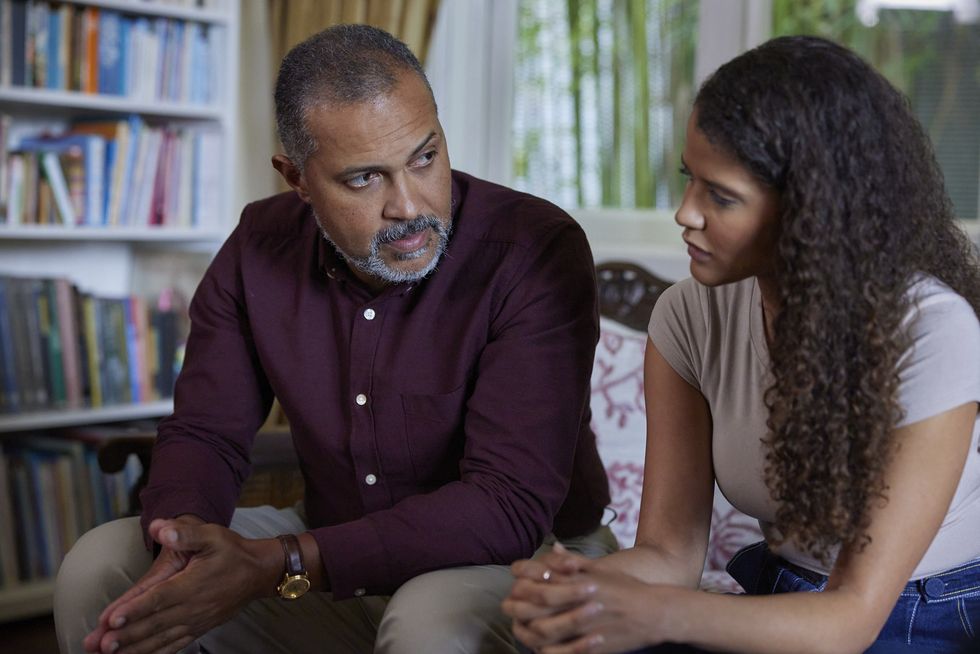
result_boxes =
[279,575,311,600]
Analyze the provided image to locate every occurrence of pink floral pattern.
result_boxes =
[591,319,762,592]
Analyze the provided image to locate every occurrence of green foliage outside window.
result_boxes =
[513,0,697,210]
[772,0,979,219]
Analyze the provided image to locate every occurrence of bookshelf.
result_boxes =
[0,0,241,622]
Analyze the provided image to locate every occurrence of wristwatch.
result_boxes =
[276,534,311,600]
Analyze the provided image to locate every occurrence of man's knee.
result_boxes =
[55,517,150,653]
[377,565,518,654]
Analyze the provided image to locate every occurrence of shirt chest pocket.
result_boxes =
[399,385,468,485]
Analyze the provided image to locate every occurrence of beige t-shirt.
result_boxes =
[648,275,980,579]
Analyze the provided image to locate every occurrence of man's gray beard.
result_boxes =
[315,212,453,285]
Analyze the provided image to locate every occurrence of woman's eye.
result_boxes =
[709,188,735,207]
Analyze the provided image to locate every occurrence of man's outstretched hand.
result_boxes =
[83,517,281,654]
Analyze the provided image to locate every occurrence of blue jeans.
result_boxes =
[726,541,980,653]
[631,542,980,654]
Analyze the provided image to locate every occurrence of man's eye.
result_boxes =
[412,151,436,167]
[347,172,378,188]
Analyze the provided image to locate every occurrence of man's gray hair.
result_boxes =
[274,24,434,171]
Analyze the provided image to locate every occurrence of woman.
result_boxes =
[503,36,980,653]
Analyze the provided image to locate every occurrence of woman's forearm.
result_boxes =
[656,585,883,654]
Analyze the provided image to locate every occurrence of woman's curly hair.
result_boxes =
[694,35,980,560]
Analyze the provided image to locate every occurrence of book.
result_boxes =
[0,449,21,586]
[70,4,85,91]
[97,10,124,96]
[104,298,131,404]
[71,116,135,226]
[23,279,50,408]
[60,146,87,223]
[0,0,11,87]
[37,279,66,406]
[20,133,107,226]
[6,279,42,410]
[5,153,26,225]
[82,6,99,93]
[123,297,141,403]
[81,294,102,408]
[24,450,61,577]
[27,1,49,88]
[13,434,95,552]
[135,128,163,226]
[8,456,40,580]
[192,128,222,228]
[0,278,19,412]
[55,278,84,408]
[44,2,61,90]
[40,150,77,226]
[8,0,27,87]
[36,173,53,224]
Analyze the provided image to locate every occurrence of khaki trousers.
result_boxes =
[54,505,618,654]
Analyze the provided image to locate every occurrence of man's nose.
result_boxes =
[383,174,420,220]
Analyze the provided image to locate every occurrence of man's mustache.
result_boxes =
[373,215,444,247]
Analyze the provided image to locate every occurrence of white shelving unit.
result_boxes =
[0,0,241,622]
[0,399,173,434]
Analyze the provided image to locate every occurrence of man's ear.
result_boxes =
[272,154,312,203]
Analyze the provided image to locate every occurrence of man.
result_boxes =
[55,24,614,654]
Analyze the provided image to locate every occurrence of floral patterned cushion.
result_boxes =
[591,318,762,592]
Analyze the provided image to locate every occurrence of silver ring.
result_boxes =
[542,569,552,582]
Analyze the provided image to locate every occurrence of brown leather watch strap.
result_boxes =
[277,534,306,576]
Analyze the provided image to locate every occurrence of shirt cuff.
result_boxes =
[138,488,227,549]
[311,517,393,599]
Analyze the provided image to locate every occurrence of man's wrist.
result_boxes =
[246,537,292,599]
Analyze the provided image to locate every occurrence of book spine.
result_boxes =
[40,150,77,226]
[55,278,83,408]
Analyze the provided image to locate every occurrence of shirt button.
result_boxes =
[355,394,367,406]
[354,588,366,597]
[365,473,377,485]
[363,308,376,320]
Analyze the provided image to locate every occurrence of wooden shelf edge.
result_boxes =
[0,579,55,622]
[0,400,173,433]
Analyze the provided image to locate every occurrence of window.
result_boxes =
[511,0,697,210]
[771,0,980,220]
[506,0,978,220]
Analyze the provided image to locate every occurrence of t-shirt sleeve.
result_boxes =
[647,277,705,390]
[897,283,980,427]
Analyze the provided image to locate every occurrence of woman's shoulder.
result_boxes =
[903,275,979,335]
[897,274,980,426]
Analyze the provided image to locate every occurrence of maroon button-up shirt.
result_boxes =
[141,171,611,599]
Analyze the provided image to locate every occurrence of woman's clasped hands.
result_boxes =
[503,543,676,654]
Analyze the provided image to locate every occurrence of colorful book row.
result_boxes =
[0,0,225,105]
[0,114,223,228]
[0,425,145,586]
[0,276,187,415]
